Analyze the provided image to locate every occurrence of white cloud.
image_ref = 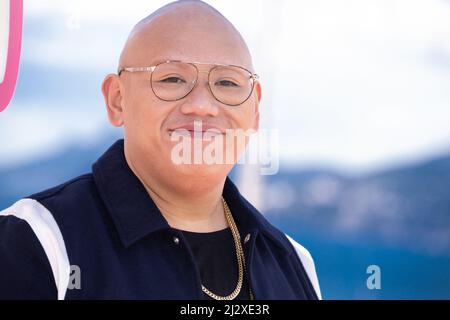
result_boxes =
[264,0,450,172]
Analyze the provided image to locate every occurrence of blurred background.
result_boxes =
[0,0,449,299]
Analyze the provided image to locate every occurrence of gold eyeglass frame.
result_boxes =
[118,60,259,106]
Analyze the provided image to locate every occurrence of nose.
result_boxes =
[179,76,219,117]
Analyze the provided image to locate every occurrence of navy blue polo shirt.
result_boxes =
[0,139,321,300]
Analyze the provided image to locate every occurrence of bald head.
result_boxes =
[119,0,254,73]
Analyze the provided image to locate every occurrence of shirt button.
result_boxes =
[244,233,251,244]
[173,236,180,245]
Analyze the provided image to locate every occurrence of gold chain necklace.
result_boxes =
[201,197,253,300]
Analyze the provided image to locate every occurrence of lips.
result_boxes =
[167,122,226,141]
[168,122,226,134]
[0,0,23,112]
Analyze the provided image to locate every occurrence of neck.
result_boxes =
[125,154,228,233]
[144,181,228,233]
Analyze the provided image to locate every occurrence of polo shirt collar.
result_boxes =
[92,139,292,255]
[92,140,169,247]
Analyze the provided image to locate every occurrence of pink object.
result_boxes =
[0,0,23,112]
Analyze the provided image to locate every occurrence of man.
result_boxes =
[0,0,321,300]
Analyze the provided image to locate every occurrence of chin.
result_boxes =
[169,163,232,192]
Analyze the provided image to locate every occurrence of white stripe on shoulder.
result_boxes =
[285,234,322,300]
[0,198,70,300]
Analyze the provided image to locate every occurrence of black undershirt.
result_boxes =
[181,227,251,300]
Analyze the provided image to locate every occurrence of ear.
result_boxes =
[252,81,262,131]
[255,81,262,104]
[101,74,124,127]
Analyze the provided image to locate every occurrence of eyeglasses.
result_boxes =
[118,60,259,106]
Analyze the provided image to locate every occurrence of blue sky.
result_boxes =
[1,0,450,174]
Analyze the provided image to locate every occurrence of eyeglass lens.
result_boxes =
[150,61,254,106]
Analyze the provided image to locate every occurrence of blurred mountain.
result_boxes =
[0,136,115,209]
[264,155,450,257]
[261,156,450,299]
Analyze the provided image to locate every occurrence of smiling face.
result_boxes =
[102,1,261,195]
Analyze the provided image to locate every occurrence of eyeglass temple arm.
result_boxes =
[117,66,157,75]
[118,65,259,81]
